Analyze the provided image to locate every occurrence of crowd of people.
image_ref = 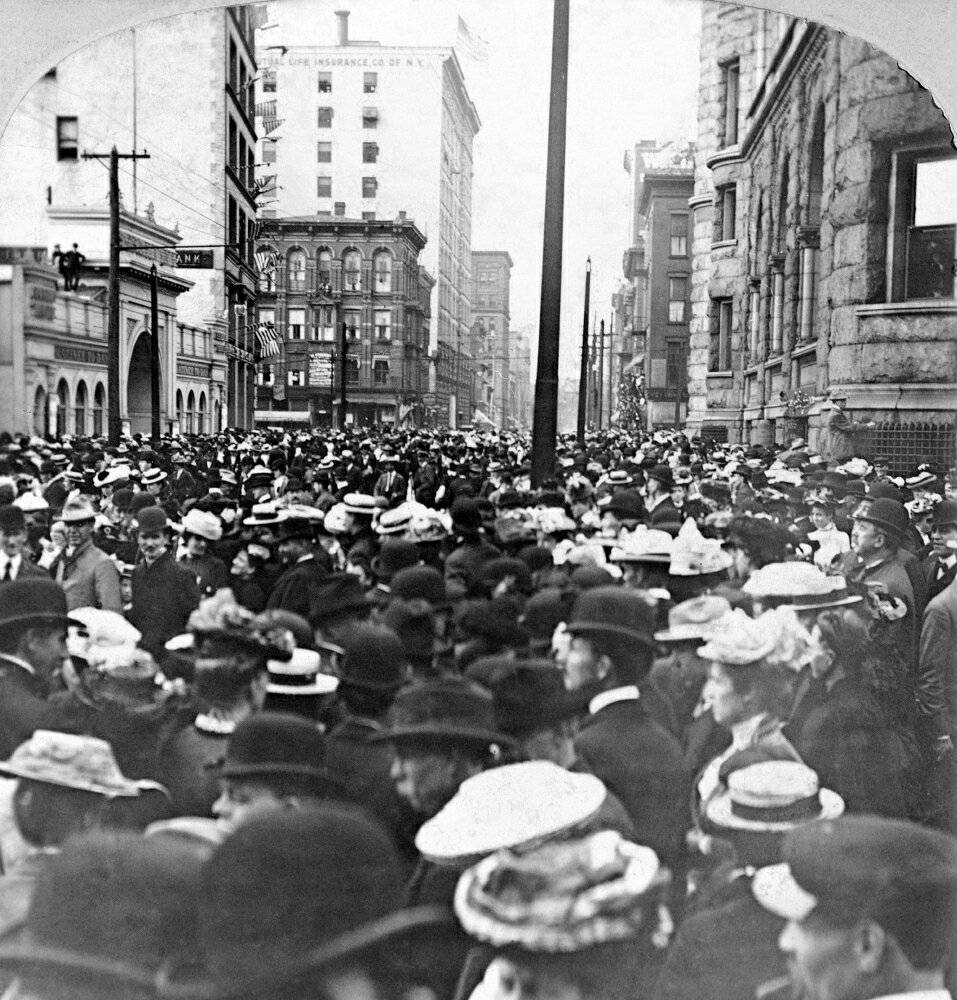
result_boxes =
[0,422,954,1000]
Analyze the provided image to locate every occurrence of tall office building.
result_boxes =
[255,5,480,426]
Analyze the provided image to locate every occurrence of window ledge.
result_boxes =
[765,353,785,368]
[705,145,744,171]
[857,299,957,316]
[706,370,733,378]
[711,238,738,251]
[791,342,818,359]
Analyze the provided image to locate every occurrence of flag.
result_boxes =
[623,149,633,174]
[256,321,281,358]
[456,15,489,61]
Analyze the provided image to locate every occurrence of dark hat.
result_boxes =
[566,586,655,647]
[0,503,26,534]
[852,497,909,541]
[605,489,646,522]
[465,657,587,738]
[389,565,447,606]
[843,479,868,499]
[516,545,555,575]
[450,497,483,532]
[374,676,513,749]
[371,539,420,584]
[381,598,436,660]
[0,829,206,988]
[752,816,957,965]
[0,578,77,632]
[867,481,903,503]
[275,516,314,542]
[134,505,168,533]
[337,622,409,691]
[569,565,616,589]
[219,712,333,786]
[457,597,529,649]
[479,557,532,595]
[159,805,454,997]
[308,573,370,626]
[112,487,134,512]
[932,499,957,528]
[519,587,571,651]
[647,464,675,489]
[129,492,156,516]
[251,609,313,650]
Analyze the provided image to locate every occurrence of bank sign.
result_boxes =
[174,250,214,269]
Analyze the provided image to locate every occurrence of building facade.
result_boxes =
[253,216,429,428]
[688,5,957,467]
[254,6,480,426]
[511,328,532,431]
[0,5,261,433]
[470,250,513,427]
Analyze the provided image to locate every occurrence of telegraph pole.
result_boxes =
[531,0,570,487]
[339,321,349,428]
[607,313,615,427]
[82,146,150,445]
[597,318,605,430]
[149,264,161,443]
[576,258,591,444]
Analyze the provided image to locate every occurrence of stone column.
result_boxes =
[769,254,786,355]
[797,227,820,344]
[749,276,762,361]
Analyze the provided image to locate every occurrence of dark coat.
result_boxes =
[0,654,81,759]
[923,552,957,604]
[919,577,957,737]
[179,553,229,600]
[157,717,229,818]
[128,553,201,658]
[572,698,690,871]
[0,557,50,585]
[265,552,331,619]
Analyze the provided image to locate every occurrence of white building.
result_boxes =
[254,7,480,372]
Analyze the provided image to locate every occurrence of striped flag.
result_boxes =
[256,321,281,358]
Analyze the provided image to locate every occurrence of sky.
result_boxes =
[269,0,703,378]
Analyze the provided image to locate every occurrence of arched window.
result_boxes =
[373,251,392,292]
[317,249,333,294]
[198,392,207,434]
[93,384,105,436]
[343,250,361,291]
[287,249,307,292]
[186,391,196,434]
[56,379,70,436]
[74,380,88,435]
[33,385,47,436]
[176,389,184,429]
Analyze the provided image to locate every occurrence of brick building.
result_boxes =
[470,250,513,427]
[253,216,430,428]
[687,5,957,469]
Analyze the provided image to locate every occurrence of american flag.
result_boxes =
[256,321,281,358]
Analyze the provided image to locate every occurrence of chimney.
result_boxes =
[335,10,349,46]
[397,211,406,221]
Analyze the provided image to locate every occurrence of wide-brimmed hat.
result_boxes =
[189,590,295,661]
[93,464,132,488]
[0,830,207,990]
[669,520,733,577]
[609,527,674,564]
[343,493,380,516]
[141,468,168,487]
[654,594,732,643]
[416,762,607,867]
[0,578,79,632]
[565,586,655,647]
[267,647,339,696]
[0,730,162,797]
[179,509,223,542]
[852,497,909,541]
[697,607,815,668]
[704,760,844,834]
[376,504,415,536]
[454,830,660,952]
[60,496,98,523]
[744,562,863,612]
[373,677,513,749]
[217,712,336,784]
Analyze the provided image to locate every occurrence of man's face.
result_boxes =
[64,518,94,550]
[212,779,287,835]
[874,463,888,479]
[277,538,305,565]
[0,526,26,559]
[851,520,882,558]
[137,529,167,561]
[778,916,861,1000]
[932,522,957,558]
[147,482,162,496]
[24,624,68,681]
[390,746,460,818]
[186,534,208,558]
[562,635,604,691]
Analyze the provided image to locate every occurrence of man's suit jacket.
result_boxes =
[265,552,332,619]
[0,654,81,759]
[0,557,49,586]
[572,698,689,872]
[919,576,957,737]
[923,552,957,604]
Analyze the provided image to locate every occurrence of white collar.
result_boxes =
[941,554,957,568]
[296,553,315,564]
[0,553,21,568]
[589,685,640,716]
[730,712,766,749]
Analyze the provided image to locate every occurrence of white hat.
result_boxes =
[179,509,223,542]
[743,562,862,611]
[609,527,674,564]
[669,519,733,576]
[698,606,815,669]
[13,492,48,512]
[266,647,339,697]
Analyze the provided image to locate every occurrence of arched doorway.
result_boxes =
[198,392,207,434]
[186,390,195,434]
[33,385,46,436]
[93,383,105,437]
[126,334,153,435]
[214,399,222,432]
[74,380,88,436]
[55,379,69,436]
[176,389,184,430]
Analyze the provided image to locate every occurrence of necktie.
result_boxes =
[1,560,10,582]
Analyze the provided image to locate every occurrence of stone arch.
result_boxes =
[74,379,88,435]
[32,384,46,436]
[126,332,152,435]
[198,391,207,434]
[55,378,69,436]
[93,382,105,436]
[175,389,184,428]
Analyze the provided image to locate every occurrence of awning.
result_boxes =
[254,410,311,424]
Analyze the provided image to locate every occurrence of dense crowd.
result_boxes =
[0,423,954,1000]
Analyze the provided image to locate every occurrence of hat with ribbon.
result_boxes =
[654,594,732,643]
[743,562,863,612]
[141,468,168,487]
[609,527,674,564]
[266,647,339,697]
[697,606,817,669]
[61,496,98,524]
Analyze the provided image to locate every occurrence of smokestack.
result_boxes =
[335,10,349,46]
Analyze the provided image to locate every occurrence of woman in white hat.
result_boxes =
[177,508,228,599]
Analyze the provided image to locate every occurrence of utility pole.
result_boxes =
[531,0,570,487]
[82,146,150,446]
[339,320,349,428]
[607,313,615,428]
[597,318,605,430]
[149,264,161,443]
[576,257,591,444]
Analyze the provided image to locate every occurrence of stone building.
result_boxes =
[253,215,430,428]
[470,251,513,427]
[687,5,957,469]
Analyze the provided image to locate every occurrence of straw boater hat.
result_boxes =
[266,647,339,697]
[415,762,607,867]
[179,508,223,542]
[654,595,732,643]
[743,562,863,612]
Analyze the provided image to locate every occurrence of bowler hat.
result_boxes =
[647,464,675,489]
[451,497,483,532]
[0,578,77,632]
[371,539,420,583]
[374,676,513,748]
[134,505,168,533]
[389,565,448,606]
[218,712,335,785]
[604,489,646,522]
[308,573,370,626]
[381,598,436,660]
[337,621,410,691]
[933,499,957,528]
[566,586,655,648]
[852,496,909,541]
[0,503,25,535]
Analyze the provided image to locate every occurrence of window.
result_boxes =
[374,253,392,292]
[316,305,336,341]
[56,116,78,160]
[373,359,389,385]
[92,384,104,436]
[890,148,957,300]
[317,72,332,93]
[262,67,276,93]
[345,357,360,384]
[317,142,332,163]
[363,142,379,164]
[665,341,686,389]
[262,141,277,164]
[362,176,378,198]
[344,310,361,339]
[317,250,332,294]
[364,72,378,93]
[362,211,376,220]
[709,298,733,372]
[362,106,378,129]
[670,213,688,256]
[288,308,306,340]
[719,185,737,242]
[317,175,332,197]
[317,107,333,128]
[668,276,688,323]
[334,202,346,217]
[722,60,740,147]
[257,366,275,386]
[287,250,306,291]
[288,369,305,387]
[343,251,361,290]
[374,309,391,340]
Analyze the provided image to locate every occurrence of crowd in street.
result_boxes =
[0,420,954,1000]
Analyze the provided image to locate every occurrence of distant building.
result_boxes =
[254,216,429,428]
[254,6,480,426]
[688,5,957,468]
[511,328,532,430]
[470,250,513,427]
